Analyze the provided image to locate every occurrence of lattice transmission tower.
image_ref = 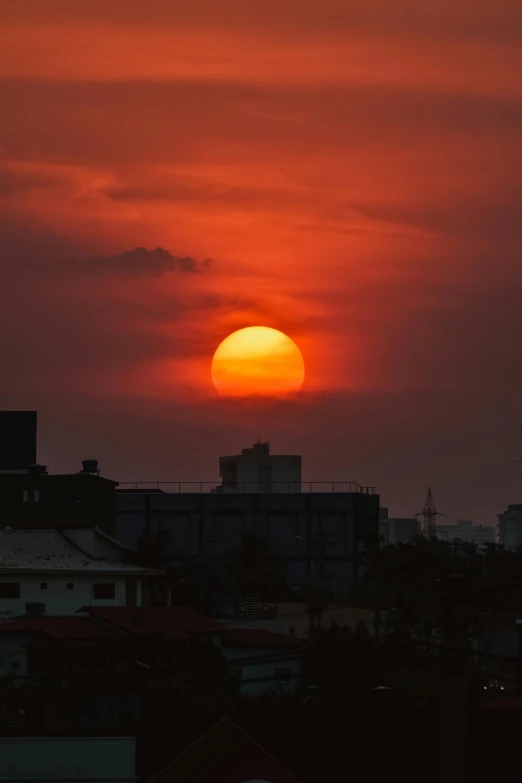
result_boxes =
[416,487,446,537]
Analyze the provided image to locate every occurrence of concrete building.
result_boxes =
[435,520,497,547]
[219,628,301,697]
[0,737,136,783]
[0,607,302,698]
[0,411,118,534]
[472,612,519,690]
[378,506,389,544]
[0,528,159,619]
[115,488,379,590]
[498,504,522,549]
[217,440,302,493]
[378,509,420,545]
[389,518,421,544]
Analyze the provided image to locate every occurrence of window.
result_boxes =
[11,662,20,671]
[0,583,20,599]
[275,667,292,683]
[92,583,115,600]
[66,583,74,590]
[22,489,40,503]
[230,666,243,682]
[40,582,47,590]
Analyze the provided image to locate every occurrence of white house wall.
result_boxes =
[0,574,128,617]
[0,736,136,781]
[223,645,300,697]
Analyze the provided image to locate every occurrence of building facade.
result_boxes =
[115,489,379,590]
[0,737,136,783]
[0,608,302,698]
[435,520,497,547]
[0,472,118,534]
[498,504,522,549]
[379,510,420,545]
[0,528,159,619]
[0,410,118,534]
[217,441,302,493]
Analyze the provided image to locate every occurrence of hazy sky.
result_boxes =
[1,1,521,523]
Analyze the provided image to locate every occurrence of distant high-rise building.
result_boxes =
[379,507,389,544]
[378,509,420,545]
[389,518,421,544]
[498,505,522,550]
[435,520,496,548]
[217,441,302,493]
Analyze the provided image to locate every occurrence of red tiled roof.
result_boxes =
[147,717,304,783]
[221,628,301,647]
[0,617,120,640]
[88,606,224,638]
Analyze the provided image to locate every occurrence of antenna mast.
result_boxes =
[416,487,446,537]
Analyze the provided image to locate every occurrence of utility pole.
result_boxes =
[416,487,446,537]
[438,574,471,782]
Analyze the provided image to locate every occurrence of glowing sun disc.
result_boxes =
[211,326,305,398]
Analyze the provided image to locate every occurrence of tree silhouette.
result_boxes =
[227,532,285,597]
[134,528,172,569]
[124,529,173,606]
[298,583,333,639]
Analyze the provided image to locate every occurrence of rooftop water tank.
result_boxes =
[81,459,99,475]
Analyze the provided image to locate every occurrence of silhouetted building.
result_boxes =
[0,410,37,471]
[217,440,302,493]
[1,471,118,533]
[435,520,496,548]
[0,528,159,619]
[115,487,379,590]
[498,504,522,549]
[0,606,302,697]
[379,509,420,544]
[389,517,420,544]
[0,411,118,533]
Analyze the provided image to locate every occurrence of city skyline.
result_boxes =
[1,1,521,526]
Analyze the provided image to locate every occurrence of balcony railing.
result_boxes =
[117,481,377,494]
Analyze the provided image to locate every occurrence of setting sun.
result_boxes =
[211,326,305,398]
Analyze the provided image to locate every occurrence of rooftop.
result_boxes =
[87,606,225,637]
[117,480,376,494]
[0,529,160,575]
[147,717,303,783]
[0,616,121,640]
[0,607,302,646]
[221,628,301,647]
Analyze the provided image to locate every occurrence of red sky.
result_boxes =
[1,1,521,523]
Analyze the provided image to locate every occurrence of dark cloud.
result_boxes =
[6,0,522,46]
[0,166,65,196]
[70,246,211,276]
[1,80,520,171]
[0,227,221,392]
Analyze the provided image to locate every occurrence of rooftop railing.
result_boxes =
[117,481,377,495]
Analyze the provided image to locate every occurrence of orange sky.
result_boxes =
[1,1,521,522]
